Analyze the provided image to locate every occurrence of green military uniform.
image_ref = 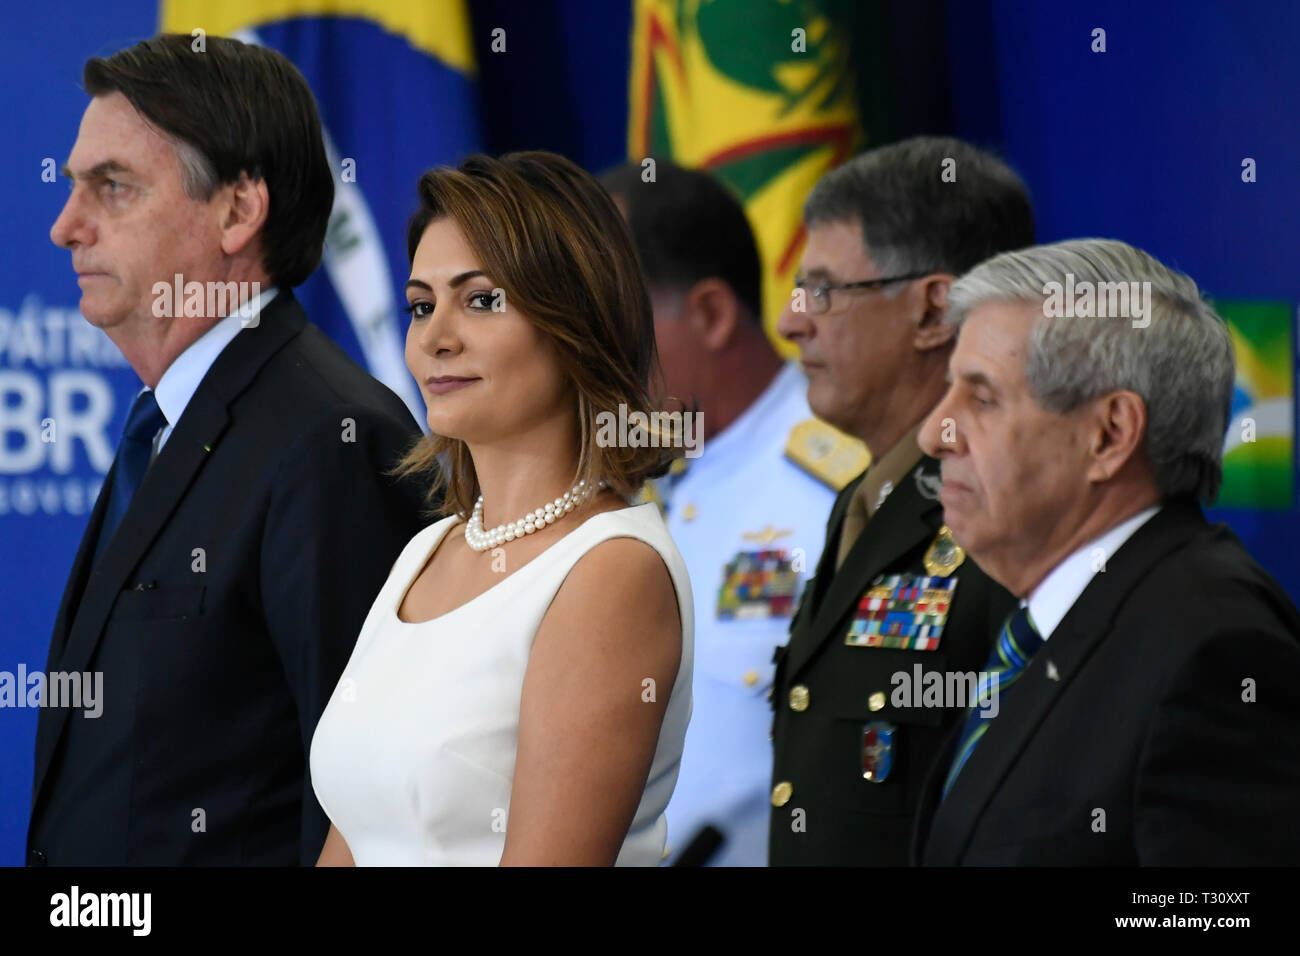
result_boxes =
[769,451,1015,865]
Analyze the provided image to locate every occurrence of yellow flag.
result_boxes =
[629,0,864,356]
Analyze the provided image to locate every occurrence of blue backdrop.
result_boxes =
[2,0,1297,865]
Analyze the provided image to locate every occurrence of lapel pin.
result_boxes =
[1046,660,1060,681]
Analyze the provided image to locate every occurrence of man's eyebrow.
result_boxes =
[62,159,130,180]
[959,369,998,392]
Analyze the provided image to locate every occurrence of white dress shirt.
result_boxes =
[145,286,279,458]
[1026,504,1161,640]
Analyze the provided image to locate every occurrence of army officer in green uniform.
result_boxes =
[769,137,1035,865]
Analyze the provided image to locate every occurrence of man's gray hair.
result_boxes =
[803,136,1035,278]
[171,135,220,200]
[945,238,1235,504]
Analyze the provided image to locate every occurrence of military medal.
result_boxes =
[717,548,800,619]
[861,721,895,783]
[923,526,965,576]
[845,572,957,650]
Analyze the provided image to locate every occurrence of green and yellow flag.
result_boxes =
[629,0,867,355]
[1215,301,1295,509]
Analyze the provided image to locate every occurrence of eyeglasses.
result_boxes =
[793,270,931,315]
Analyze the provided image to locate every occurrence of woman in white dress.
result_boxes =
[309,151,694,866]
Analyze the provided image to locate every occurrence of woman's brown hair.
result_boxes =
[394,151,678,518]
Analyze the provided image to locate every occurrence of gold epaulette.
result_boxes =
[783,419,871,491]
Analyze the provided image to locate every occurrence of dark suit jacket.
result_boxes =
[27,291,429,866]
[768,455,1015,865]
[917,500,1300,865]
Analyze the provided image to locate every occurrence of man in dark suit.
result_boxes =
[28,35,428,866]
[767,137,1033,865]
[916,238,1300,864]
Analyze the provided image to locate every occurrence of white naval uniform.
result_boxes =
[662,362,837,866]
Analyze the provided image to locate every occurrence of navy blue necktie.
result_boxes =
[91,389,167,570]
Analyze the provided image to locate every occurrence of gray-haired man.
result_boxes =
[768,136,1031,865]
[917,238,1300,865]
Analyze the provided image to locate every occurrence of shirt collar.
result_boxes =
[1026,503,1161,640]
[153,286,278,428]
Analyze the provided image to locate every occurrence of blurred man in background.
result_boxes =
[769,136,1033,866]
[602,159,841,865]
[917,238,1300,864]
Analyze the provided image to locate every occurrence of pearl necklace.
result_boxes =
[464,478,607,552]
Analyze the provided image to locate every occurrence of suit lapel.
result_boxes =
[46,455,119,667]
[32,295,306,809]
[912,714,966,863]
[802,473,862,618]
[921,501,1206,864]
[786,456,942,679]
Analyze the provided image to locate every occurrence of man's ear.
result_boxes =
[913,274,957,352]
[218,172,270,257]
[683,277,742,353]
[1085,390,1148,484]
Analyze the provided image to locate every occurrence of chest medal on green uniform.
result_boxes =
[923,525,965,576]
[844,529,965,649]
[861,722,895,782]
[845,573,958,650]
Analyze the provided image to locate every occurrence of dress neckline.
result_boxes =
[391,501,655,627]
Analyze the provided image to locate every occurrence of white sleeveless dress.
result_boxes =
[309,501,694,866]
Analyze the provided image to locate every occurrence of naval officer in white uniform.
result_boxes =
[602,161,863,864]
